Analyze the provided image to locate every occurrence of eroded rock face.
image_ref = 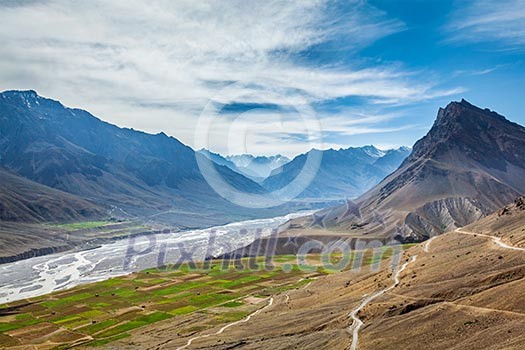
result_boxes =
[0,245,72,264]
[498,196,525,216]
[404,197,486,240]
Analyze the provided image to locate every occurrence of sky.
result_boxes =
[0,0,524,157]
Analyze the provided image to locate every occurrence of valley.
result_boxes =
[96,196,523,350]
[2,2,524,349]
[0,91,409,266]
[0,98,524,349]
[2,196,523,349]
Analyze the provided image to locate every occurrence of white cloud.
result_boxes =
[0,0,455,155]
[447,0,525,48]
[195,107,415,157]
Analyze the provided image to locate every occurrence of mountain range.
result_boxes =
[197,150,290,182]
[226,154,290,180]
[312,99,525,241]
[0,90,288,228]
[1,90,406,230]
[4,90,521,245]
[200,145,410,201]
[262,145,411,200]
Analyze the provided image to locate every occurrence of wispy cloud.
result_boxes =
[452,65,506,78]
[446,0,525,49]
[0,0,457,155]
[198,107,415,157]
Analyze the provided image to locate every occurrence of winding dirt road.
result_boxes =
[347,227,524,350]
[455,228,525,251]
[175,297,274,350]
[347,255,418,350]
[423,236,437,253]
[165,228,524,350]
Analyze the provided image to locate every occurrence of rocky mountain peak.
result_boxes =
[434,99,507,128]
[2,89,38,98]
[2,89,39,104]
[1,89,66,112]
[407,100,525,168]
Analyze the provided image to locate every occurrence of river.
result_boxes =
[0,212,308,304]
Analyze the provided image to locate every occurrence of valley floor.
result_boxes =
[0,249,402,349]
[106,227,525,350]
[132,227,525,349]
[1,221,524,349]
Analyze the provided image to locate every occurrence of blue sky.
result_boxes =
[0,0,524,156]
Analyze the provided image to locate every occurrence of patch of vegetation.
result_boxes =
[0,323,20,332]
[96,278,124,288]
[135,311,172,324]
[222,301,243,308]
[150,281,205,297]
[188,293,233,308]
[86,333,131,347]
[97,321,146,338]
[78,309,105,319]
[90,302,111,309]
[13,313,40,327]
[0,260,308,348]
[95,312,171,338]
[41,292,93,308]
[222,275,262,288]
[78,319,118,335]
[53,314,82,325]
[168,305,199,316]
[51,221,113,230]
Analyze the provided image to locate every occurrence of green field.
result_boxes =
[50,221,114,230]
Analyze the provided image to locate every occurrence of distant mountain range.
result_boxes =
[199,146,410,201]
[315,100,525,241]
[197,150,290,182]
[262,145,411,200]
[226,154,290,179]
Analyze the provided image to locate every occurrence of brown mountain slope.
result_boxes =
[310,100,525,242]
[465,196,525,248]
[355,197,525,350]
[0,168,104,223]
